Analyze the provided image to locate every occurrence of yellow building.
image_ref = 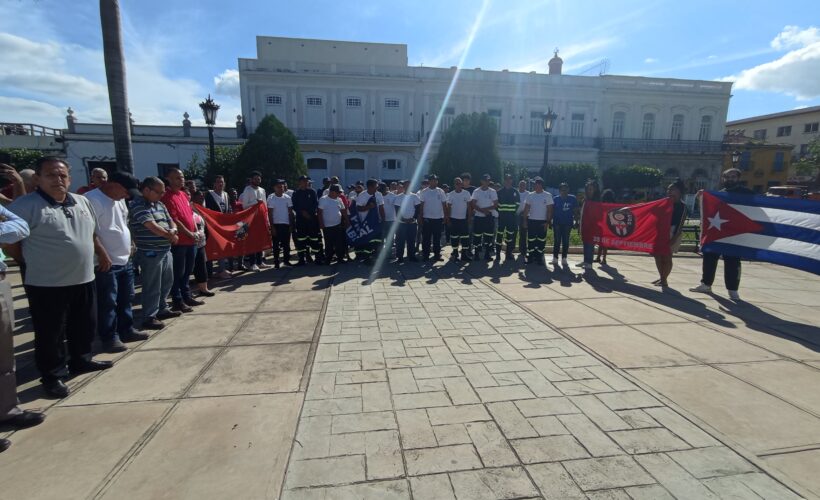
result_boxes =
[723,131,793,193]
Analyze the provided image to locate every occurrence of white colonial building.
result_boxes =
[239,36,732,190]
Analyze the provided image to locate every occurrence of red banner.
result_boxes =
[194,203,272,259]
[581,198,673,254]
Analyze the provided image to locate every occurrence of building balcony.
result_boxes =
[498,134,597,148]
[599,138,723,154]
[293,128,421,144]
[1,123,64,137]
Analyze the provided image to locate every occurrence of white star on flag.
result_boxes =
[707,211,728,231]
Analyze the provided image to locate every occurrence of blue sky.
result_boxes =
[1,0,819,129]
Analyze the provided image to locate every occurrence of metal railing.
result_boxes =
[293,128,421,144]
[599,138,722,153]
[0,123,64,137]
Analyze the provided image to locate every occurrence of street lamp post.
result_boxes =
[199,94,220,172]
[731,149,741,168]
[542,108,557,172]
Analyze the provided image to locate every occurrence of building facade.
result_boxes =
[725,105,820,161]
[723,131,793,193]
[239,36,732,190]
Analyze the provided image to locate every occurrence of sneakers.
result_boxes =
[575,261,586,268]
[689,283,712,293]
[728,290,741,301]
[550,257,559,265]
[216,270,232,280]
[258,262,270,269]
[250,264,261,272]
[561,258,568,265]
[101,338,127,353]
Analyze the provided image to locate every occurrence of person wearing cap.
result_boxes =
[419,174,447,261]
[470,174,499,261]
[85,171,149,353]
[551,182,577,266]
[522,177,554,265]
[495,173,521,262]
[266,179,294,268]
[394,179,421,262]
[6,157,114,398]
[318,184,350,263]
[354,179,385,263]
[446,177,472,261]
[378,182,397,257]
[517,179,530,257]
[238,170,268,271]
[292,175,324,265]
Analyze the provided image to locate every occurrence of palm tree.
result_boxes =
[100,0,134,173]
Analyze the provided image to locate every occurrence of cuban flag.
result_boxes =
[700,191,820,275]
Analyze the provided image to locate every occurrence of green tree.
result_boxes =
[99,0,134,173]
[0,148,45,170]
[185,145,243,188]
[432,112,501,183]
[541,163,599,191]
[602,165,663,194]
[794,137,819,177]
[234,114,305,188]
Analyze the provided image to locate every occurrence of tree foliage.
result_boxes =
[432,112,501,183]
[185,145,243,188]
[794,137,820,177]
[235,114,305,187]
[541,163,599,191]
[0,148,46,170]
[602,165,663,193]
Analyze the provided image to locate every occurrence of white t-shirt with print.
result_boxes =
[420,187,447,219]
[447,190,472,219]
[525,191,554,220]
[266,193,293,224]
[471,187,498,218]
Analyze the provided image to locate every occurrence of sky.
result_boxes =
[1,0,819,129]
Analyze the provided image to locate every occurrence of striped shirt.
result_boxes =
[129,196,173,251]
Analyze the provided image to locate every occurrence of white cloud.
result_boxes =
[214,69,240,98]
[722,26,820,100]
[644,57,657,64]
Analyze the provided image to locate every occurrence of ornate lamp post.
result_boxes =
[731,149,741,168]
[542,108,558,171]
[199,94,220,170]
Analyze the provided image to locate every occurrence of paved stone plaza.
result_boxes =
[1,253,818,499]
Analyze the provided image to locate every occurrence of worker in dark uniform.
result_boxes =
[495,173,520,262]
[291,175,324,265]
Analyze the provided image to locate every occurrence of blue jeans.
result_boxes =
[583,243,595,264]
[171,245,196,302]
[135,248,173,319]
[95,262,135,341]
[552,224,572,259]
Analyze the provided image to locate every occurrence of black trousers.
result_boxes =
[422,218,444,257]
[193,246,208,284]
[527,219,547,261]
[496,214,518,255]
[323,225,347,261]
[396,222,417,260]
[272,223,292,263]
[701,252,742,291]
[518,214,528,254]
[450,218,470,251]
[25,281,96,382]
[294,217,323,261]
[473,216,495,255]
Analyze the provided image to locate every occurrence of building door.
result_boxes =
[344,158,366,186]
[307,158,328,184]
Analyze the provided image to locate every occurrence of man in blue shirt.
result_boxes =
[0,205,45,453]
[551,182,577,265]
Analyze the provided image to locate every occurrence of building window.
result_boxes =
[641,113,655,140]
[777,126,792,137]
[773,152,785,172]
[382,159,402,170]
[156,163,179,178]
[698,115,712,141]
[488,109,502,131]
[739,151,751,171]
[384,98,400,108]
[670,114,684,140]
[570,113,585,137]
[805,122,819,133]
[611,111,625,139]
[530,111,545,136]
[306,96,323,107]
[753,129,767,140]
[266,95,282,105]
[346,97,362,107]
[442,107,455,132]
[800,144,810,157]
[345,158,365,169]
[307,158,327,170]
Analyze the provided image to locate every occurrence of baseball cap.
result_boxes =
[426,174,438,180]
[109,171,141,199]
[273,179,285,185]
[329,184,342,193]
[298,175,311,181]
[504,173,513,179]
[482,174,491,181]
[250,170,262,178]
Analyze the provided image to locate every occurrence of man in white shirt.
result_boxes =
[318,184,350,263]
[517,180,530,256]
[470,174,499,261]
[419,174,448,261]
[354,179,385,262]
[266,179,294,268]
[522,177,554,265]
[446,177,473,261]
[238,171,268,271]
[379,182,397,257]
[393,179,421,262]
[85,172,149,353]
